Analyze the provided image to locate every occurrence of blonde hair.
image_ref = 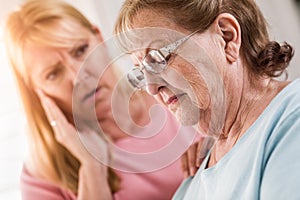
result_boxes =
[4,0,119,193]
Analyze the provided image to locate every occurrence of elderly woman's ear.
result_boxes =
[214,13,241,63]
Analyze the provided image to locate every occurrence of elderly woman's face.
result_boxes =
[129,9,221,132]
[24,27,117,130]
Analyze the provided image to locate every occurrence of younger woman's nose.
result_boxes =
[63,58,82,85]
[72,69,90,86]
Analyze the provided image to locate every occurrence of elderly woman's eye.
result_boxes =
[74,44,89,58]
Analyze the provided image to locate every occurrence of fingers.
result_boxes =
[36,89,53,120]
[35,89,108,165]
[181,136,216,178]
[187,142,198,176]
[181,142,198,178]
[180,152,189,179]
[196,138,205,168]
[35,89,70,142]
[195,137,214,167]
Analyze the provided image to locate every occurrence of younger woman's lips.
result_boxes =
[81,86,100,103]
[82,90,95,103]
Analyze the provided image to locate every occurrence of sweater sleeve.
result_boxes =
[20,165,76,200]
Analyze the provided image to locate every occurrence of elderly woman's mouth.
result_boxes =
[166,93,185,105]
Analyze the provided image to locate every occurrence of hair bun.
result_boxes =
[257,41,294,77]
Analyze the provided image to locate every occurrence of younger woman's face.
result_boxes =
[24,27,117,128]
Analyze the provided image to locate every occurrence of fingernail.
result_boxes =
[196,160,200,168]
[190,167,196,176]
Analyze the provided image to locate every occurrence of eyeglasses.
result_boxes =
[127,29,200,89]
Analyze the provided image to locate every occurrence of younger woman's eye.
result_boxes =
[45,68,60,81]
[73,43,89,58]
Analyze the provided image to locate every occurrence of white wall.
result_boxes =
[257,0,300,80]
[92,0,300,80]
[0,0,26,199]
[91,0,124,39]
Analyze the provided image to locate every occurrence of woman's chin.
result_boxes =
[172,97,200,127]
[173,106,199,127]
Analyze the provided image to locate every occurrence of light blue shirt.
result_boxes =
[173,79,300,200]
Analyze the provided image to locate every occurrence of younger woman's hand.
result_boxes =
[37,89,113,199]
[36,89,108,166]
[181,136,215,178]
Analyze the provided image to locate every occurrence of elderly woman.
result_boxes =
[3,0,198,199]
[114,0,300,199]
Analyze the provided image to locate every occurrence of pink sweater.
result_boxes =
[21,110,185,200]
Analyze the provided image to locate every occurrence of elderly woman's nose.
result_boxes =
[145,83,161,95]
[144,72,164,95]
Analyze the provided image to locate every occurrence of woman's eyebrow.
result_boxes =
[68,39,88,54]
[40,61,61,75]
[47,61,61,70]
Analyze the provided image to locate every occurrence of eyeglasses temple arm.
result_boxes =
[159,30,199,56]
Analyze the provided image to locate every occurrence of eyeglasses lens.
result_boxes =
[142,50,167,74]
[127,68,145,88]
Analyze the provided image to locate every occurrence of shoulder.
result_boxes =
[20,165,76,200]
[269,79,300,133]
[260,85,300,199]
[261,79,300,131]
[258,79,300,165]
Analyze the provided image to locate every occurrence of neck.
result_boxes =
[207,75,289,168]
[225,77,270,135]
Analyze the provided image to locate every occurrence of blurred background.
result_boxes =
[0,0,299,199]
